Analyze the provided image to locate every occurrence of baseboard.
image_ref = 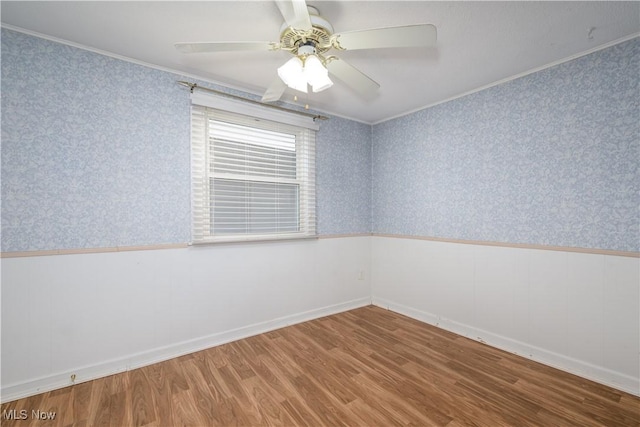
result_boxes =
[371,297,640,397]
[1,296,371,403]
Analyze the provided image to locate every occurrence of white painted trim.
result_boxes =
[0,296,371,403]
[373,33,640,125]
[371,297,640,397]
[373,233,639,258]
[0,243,189,258]
[0,235,370,258]
[4,233,634,259]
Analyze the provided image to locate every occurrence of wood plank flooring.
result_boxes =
[2,306,639,426]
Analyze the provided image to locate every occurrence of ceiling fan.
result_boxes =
[175,0,437,103]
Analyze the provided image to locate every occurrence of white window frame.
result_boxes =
[190,92,317,244]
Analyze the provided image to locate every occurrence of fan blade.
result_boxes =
[175,41,275,53]
[262,78,287,103]
[326,58,380,97]
[333,24,437,51]
[275,0,312,30]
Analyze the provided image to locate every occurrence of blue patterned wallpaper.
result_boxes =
[1,29,370,252]
[1,29,192,251]
[3,28,638,252]
[317,118,371,235]
[372,38,640,252]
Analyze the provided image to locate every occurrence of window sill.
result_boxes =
[189,234,318,246]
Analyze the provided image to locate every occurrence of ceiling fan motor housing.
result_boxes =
[279,6,333,55]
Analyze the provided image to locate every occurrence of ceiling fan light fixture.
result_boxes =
[277,56,307,92]
[303,54,333,92]
[303,54,325,80]
[278,53,332,94]
[290,78,309,93]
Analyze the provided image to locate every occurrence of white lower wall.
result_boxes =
[0,236,372,402]
[3,234,638,401]
[371,236,640,396]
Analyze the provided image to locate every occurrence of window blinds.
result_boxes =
[191,104,316,244]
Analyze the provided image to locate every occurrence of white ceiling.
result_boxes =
[2,1,639,124]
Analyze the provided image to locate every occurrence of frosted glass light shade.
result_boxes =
[277,54,333,94]
[278,57,307,93]
[304,55,333,93]
[311,73,333,92]
[289,78,308,93]
[303,55,325,81]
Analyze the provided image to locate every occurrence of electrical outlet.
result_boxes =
[357,270,365,280]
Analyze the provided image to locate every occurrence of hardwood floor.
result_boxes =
[2,306,639,426]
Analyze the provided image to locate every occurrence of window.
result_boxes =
[190,96,316,244]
